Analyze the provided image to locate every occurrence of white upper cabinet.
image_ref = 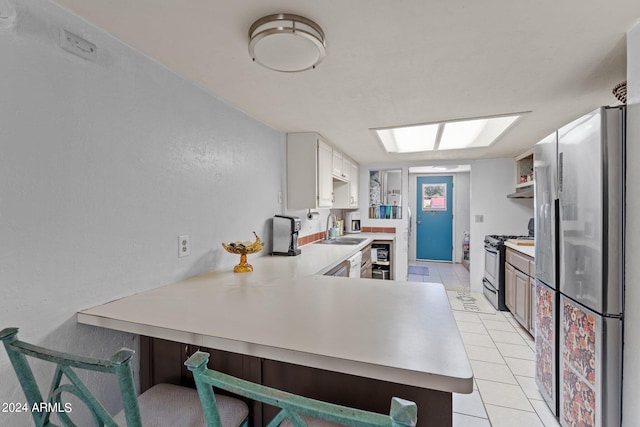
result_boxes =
[332,149,351,181]
[317,140,334,207]
[287,133,359,209]
[349,162,359,208]
[287,133,333,209]
[332,150,343,178]
[342,156,351,181]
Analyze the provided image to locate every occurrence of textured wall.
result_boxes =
[0,0,283,424]
[469,158,534,292]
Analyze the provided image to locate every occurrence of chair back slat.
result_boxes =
[0,327,142,427]
[12,340,124,373]
[185,351,418,427]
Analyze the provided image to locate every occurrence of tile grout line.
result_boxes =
[415,262,556,426]
[457,312,540,422]
[482,319,552,427]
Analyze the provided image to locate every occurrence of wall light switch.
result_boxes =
[475,215,484,223]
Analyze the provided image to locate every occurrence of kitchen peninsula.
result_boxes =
[77,235,472,426]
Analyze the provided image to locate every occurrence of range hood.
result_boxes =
[507,186,534,199]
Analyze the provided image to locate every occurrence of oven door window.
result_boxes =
[484,247,499,285]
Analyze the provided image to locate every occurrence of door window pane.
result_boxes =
[422,183,447,211]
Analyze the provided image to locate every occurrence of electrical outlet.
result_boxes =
[475,215,484,223]
[60,29,97,61]
[178,235,190,257]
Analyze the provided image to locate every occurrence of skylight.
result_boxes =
[374,113,524,154]
[375,123,439,153]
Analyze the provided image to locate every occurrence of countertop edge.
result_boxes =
[504,241,535,258]
[78,309,474,394]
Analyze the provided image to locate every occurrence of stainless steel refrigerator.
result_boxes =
[534,106,625,427]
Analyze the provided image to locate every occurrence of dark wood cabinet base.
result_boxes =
[140,337,451,427]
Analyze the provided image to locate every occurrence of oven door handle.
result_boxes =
[483,279,497,294]
[485,248,498,255]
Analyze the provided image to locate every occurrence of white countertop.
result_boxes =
[504,240,535,258]
[77,233,473,394]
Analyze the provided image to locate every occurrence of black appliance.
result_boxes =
[272,215,302,256]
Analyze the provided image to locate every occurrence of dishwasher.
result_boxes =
[347,251,362,278]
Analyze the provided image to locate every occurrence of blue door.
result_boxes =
[416,176,453,261]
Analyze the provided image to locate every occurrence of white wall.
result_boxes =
[0,0,283,425]
[407,172,471,264]
[455,173,472,263]
[622,21,640,427]
[469,158,534,292]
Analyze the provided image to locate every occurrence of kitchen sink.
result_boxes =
[315,237,367,245]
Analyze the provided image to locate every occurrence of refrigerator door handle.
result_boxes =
[558,151,563,192]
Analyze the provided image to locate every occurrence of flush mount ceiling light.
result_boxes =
[248,13,326,72]
[373,112,528,154]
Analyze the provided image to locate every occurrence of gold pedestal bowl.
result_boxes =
[222,232,264,273]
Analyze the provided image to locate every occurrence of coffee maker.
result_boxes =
[346,211,361,234]
[272,215,302,256]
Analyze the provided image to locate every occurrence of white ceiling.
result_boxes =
[52,0,640,165]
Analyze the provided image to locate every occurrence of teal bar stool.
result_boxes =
[185,351,418,427]
[0,327,249,427]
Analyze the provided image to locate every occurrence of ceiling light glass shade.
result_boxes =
[376,124,439,153]
[249,14,326,72]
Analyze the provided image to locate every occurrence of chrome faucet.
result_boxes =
[326,213,337,240]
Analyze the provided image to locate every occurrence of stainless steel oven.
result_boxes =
[484,244,500,287]
[483,236,503,310]
[483,277,499,310]
[482,234,533,311]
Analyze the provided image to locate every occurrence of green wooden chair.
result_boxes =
[0,327,249,427]
[185,351,418,427]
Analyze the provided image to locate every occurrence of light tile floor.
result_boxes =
[407,261,560,427]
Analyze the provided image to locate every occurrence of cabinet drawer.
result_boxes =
[506,248,532,274]
[529,259,535,277]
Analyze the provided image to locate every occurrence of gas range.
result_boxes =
[485,234,533,245]
[483,234,534,311]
